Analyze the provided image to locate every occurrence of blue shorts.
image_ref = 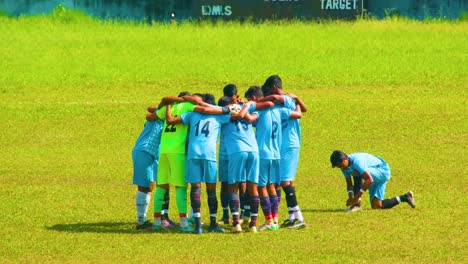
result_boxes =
[368,161,391,202]
[258,159,280,187]
[280,147,300,182]
[132,150,157,188]
[186,159,217,184]
[228,152,259,184]
[218,158,228,183]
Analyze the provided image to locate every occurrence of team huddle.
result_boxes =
[132,75,416,234]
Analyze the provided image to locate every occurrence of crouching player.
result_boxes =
[330,150,416,210]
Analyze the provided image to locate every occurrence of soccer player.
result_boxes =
[245,86,302,231]
[220,95,275,233]
[149,93,227,233]
[261,75,307,228]
[132,107,164,230]
[165,96,246,234]
[330,150,416,210]
[218,84,248,224]
[132,97,182,230]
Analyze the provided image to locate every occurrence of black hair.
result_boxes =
[178,91,191,97]
[203,93,216,105]
[330,150,348,168]
[192,93,204,99]
[262,75,282,96]
[218,96,235,107]
[223,84,238,97]
[244,86,263,100]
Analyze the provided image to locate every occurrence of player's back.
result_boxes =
[255,107,284,159]
[222,118,258,155]
[182,111,230,161]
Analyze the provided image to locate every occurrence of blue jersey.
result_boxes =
[218,129,228,160]
[281,95,301,150]
[222,104,258,155]
[181,111,231,161]
[132,119,164,157]
[341,153,387,179]
[219,103,256,158]
[254,106,291,159]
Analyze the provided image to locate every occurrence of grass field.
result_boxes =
[0,11,467,263]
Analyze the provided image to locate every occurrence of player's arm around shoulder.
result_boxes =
[286,92,308,113]
[194,105,229,115]
[259,94,285,104]
[254,101,275,110]
[165,104,183,125]
[289,104,302,119]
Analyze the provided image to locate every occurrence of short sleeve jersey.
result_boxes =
[222,103,258,155]
[181,111,231,161]
[156,102,196,154]
[254,106,291,159]
[132,119,164,157]
[341,153,385,179]
[281,95,301,150]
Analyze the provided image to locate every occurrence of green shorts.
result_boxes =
[157,153,187,187]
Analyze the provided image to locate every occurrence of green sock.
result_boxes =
[175,186,188,214]
[154,186,167,215]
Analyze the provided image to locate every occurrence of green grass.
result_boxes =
[0,14,467,263]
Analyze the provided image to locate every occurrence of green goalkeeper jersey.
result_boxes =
[156,102,196,154]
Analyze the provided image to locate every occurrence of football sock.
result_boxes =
[243,192,251,217]
[162,190,170,219]
[136,191,151,225]
[260,196,272,221]
[175,186,188,214]
[293,206,304,222]
[190,186,201,216]
[399,194,408,203]
[207,189,218,224]
[153,186,167,215]
[250,195,260,227]
[229,192,240,225]
[220,182,230,219]
[153,212,162,226]
[283,185,298,220]
[270,195,279,222]
[276,189,282,208]
[239,191,245,218]
[179,214,189,227]
[382,198,400,209]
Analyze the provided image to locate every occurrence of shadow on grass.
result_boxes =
[46,221,166,234]
[301,208,345,213]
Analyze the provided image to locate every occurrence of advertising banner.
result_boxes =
[194,0,364,20]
